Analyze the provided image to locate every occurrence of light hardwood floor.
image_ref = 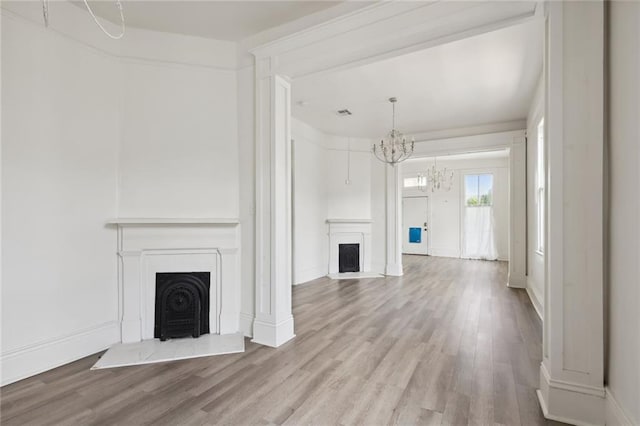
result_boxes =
[1,255,562,425]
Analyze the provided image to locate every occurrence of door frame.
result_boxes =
[402,195,430,256]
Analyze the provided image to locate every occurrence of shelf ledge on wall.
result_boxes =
[106,218,240,225]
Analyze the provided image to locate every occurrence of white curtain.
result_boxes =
[462,206,497,260]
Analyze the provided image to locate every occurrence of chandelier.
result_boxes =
[41,0,125,39]
[417,157,454,192]
[372,97,414,166]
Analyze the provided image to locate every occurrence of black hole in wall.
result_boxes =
[339,244,360,273]
[154,272,210,341]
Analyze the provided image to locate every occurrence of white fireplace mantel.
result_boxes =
[108,218,241,344]
[326,219,373,275]
[107,218,240,225]
[326,218,373,224]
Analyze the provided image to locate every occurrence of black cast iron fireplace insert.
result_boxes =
[338,243,360,273]
[154,272,210,341]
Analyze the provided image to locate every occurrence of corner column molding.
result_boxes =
[508,135,527,288]
[251,55,295,347]
[385,164,403,276]
[537,2,606,425]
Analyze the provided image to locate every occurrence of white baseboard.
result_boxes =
[239,312,254,338]
[385,263,403,276]
[507,274,527,289]
[538,362,606,426]
[1,321,120,386]
[429,248,460,258]
[526,281,543,320]
[252,316,295,348]
[293,265,328,285]
[605,387,635,426]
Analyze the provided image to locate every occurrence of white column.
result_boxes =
[385,164,403,276]
[508,136,527,288]
[538,2,606,425]
[252,57,295,347]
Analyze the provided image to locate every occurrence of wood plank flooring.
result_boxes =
[1,255,563,425]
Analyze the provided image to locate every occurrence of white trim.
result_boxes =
[412,130,526,159]
[428,248,460,259]
[251,2,537,79]
[538,362,606,426]
[605,388,635,426]
[507,276,527,289]
[0,321,120,386]
[385,263,403,277]
[526,282,544,320]
[251,317,295,348]
[410,120,526,143]
[537,390,602,426]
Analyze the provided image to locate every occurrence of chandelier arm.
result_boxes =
[373,147,388,164]
[83,0,126,40]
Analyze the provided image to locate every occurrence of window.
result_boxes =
[403,175,426,188]
[465,174,493,207]
[537,118,545,253]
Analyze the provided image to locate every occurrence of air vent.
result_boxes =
[337,109,352,116]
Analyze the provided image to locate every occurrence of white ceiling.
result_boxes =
[77,1,342,41]
[292,19,543,138]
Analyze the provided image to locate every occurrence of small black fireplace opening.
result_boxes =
[154,272,210,341]
[339,243,360,273]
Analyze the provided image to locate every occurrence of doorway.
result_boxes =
[402,196,429,255]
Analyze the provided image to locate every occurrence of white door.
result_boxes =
[402,196,429,255]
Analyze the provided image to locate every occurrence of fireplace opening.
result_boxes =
[154,272,210,341]
[339,243,360,273]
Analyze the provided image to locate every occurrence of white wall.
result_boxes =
[1,3,120,385]
[526,75,544,317]
[402,155,510,260]
[1,1,239,384]
[292,119,329,284]
[325,135,371,220]
[606,2,640,424]
[119,60,238,218]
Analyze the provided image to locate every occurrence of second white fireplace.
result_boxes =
[326,219,373,275]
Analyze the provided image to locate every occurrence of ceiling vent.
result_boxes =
[337,109,352,116]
